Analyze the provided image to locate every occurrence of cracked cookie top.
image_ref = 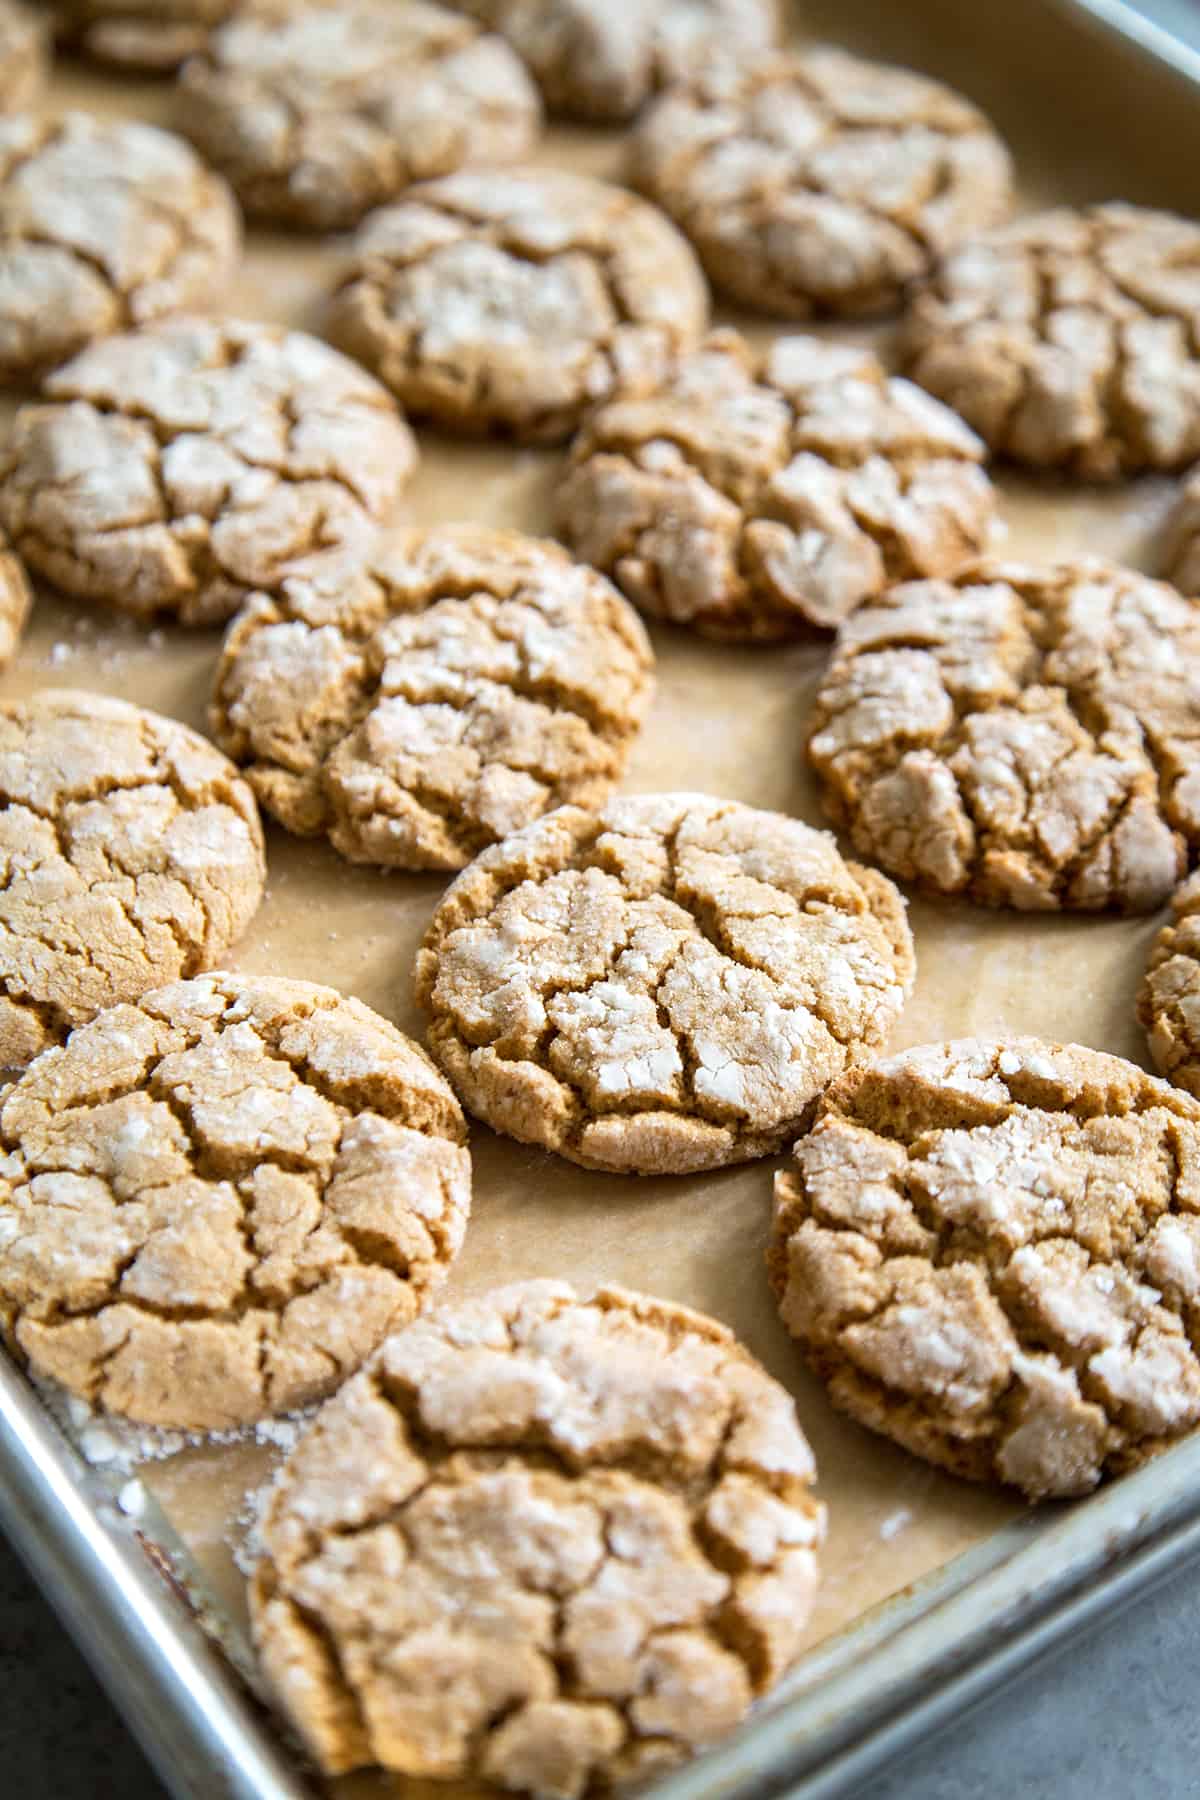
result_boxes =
[806,557,1200,914]
[0,971,471,1430]
[0,2,46,110]
[0,113,241,383]
[0,317,417,626]
[770,1036,1200,1499]
[0,690,266,1076]
[326,167,709,443]
[176,0,541,232]
[210,525,656,873]
[51,0,243,70]
[558,331,995,642]
[1139,872,1200,1098]
[0,530,31,671]
[445,0,780,123]
[902,204,1200,478]
[250,1278,824,1792]
[415,793,915,1176]
[628,46,1012,319]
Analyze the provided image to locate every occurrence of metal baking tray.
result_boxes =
[7,0,1200,1796]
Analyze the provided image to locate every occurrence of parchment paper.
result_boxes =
[7,0,1200,1785]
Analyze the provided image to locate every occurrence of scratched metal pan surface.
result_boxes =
[5,0,1200,1796]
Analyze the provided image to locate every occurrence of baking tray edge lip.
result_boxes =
[1045,0,1200,84]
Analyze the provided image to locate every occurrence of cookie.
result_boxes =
[0,2,46,110]
[0,317,417,626]
[807,557,1200,914]
[176,0,541,233]
[559,331,995,641]
[0,971,471,1430]
[1161,464,1200,597]
[0,690,266,1075]
[902,205,1200,478]
[250,1279,824,1790]
[445,0,779,123]
[416,793,914,1176]
[769,1036,1200,1499]
[0,529,32,669]
[51,1,241,69]
[628,46,1012,319]
[325,168,709,443]
[1138,872,1200,1098]
[0,113,241,384]
[210,526,656,872]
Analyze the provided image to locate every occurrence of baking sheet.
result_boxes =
[6,0,1200,1790]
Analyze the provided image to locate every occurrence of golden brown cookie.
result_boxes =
[0,528,32,669]
[0,113,241,384]
[325,167,709,443]
[446,0,779,122]
[0,690,266,1074]
[210,526,656,873]
[558,331,995,641]
[902,205,1200,478]
[0,317,417,626]
[770,1036,1200,1499]
[0,2,46,110]
[807,557,1200,914]
[628,46,1012,319]
[51,0,242,69]
[416,793,915,1176]
[176,0,541,233]
[250,1279,824,1790]
[1139,871,1200,1097]
[0,971,471,1430]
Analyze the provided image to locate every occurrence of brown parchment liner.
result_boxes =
[8,0,1200,1789]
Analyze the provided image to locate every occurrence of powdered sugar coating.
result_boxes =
[250,1279,823,1793]
[416,792,914,1176]
[210,526,655,872]
[0,530,31,670]
[0,113,241,381]
[629,46,1012,319]
[807,557,1200,913]
[1140,871,1200,1097]
[0,2,46,109]
[770,1035,1200,1498]
[0,317,417,626]
[177,0,540,232]
[903,204,1200,478]
[559,330,995,641]
[0,972,470,1430]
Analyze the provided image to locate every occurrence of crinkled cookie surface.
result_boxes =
[211,526,656,872]
[902,204,1200,478]
[0,530,31,670]
[807,557,1200,913]
[177,0,541,231]
[629,46,1012,318]
[251,1279,824,1794]
[559,330,994,641]
[0,689,265,1074]
[770,1036,1200,1499]
[0,2,47,110]
[0,113,241,382]
[1140,871,1200,1098]
[0,317,417,625]
[326,167,709,443]
[446,0,779,122]
[0,972,471,1430]
[416,792,914,1175]
[51,0,243,69]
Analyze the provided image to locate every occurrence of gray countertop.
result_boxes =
[3,1521,1198,1800]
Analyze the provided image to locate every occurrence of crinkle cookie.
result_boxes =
[629,46,1012,319]
[1161,464,1200,598]
[0,113,241,384]
[770,1036,1200,1499]
[0,317,416,626]
[416,793,915,1176]
[0,2,46,110]
[0,690,266,1076]
[251,1279,824,1791]
[559,331,995,641]
[325,167,709,443]
[1139,872,1200,1098]
[446,0,779,123]
[0,530,31,669]
[807,558,1200,914]
[50,0,241,69]
[902,205,1200,479]
[0,971,471,1430]
[210,526,656,873]
[176,0,541,233]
